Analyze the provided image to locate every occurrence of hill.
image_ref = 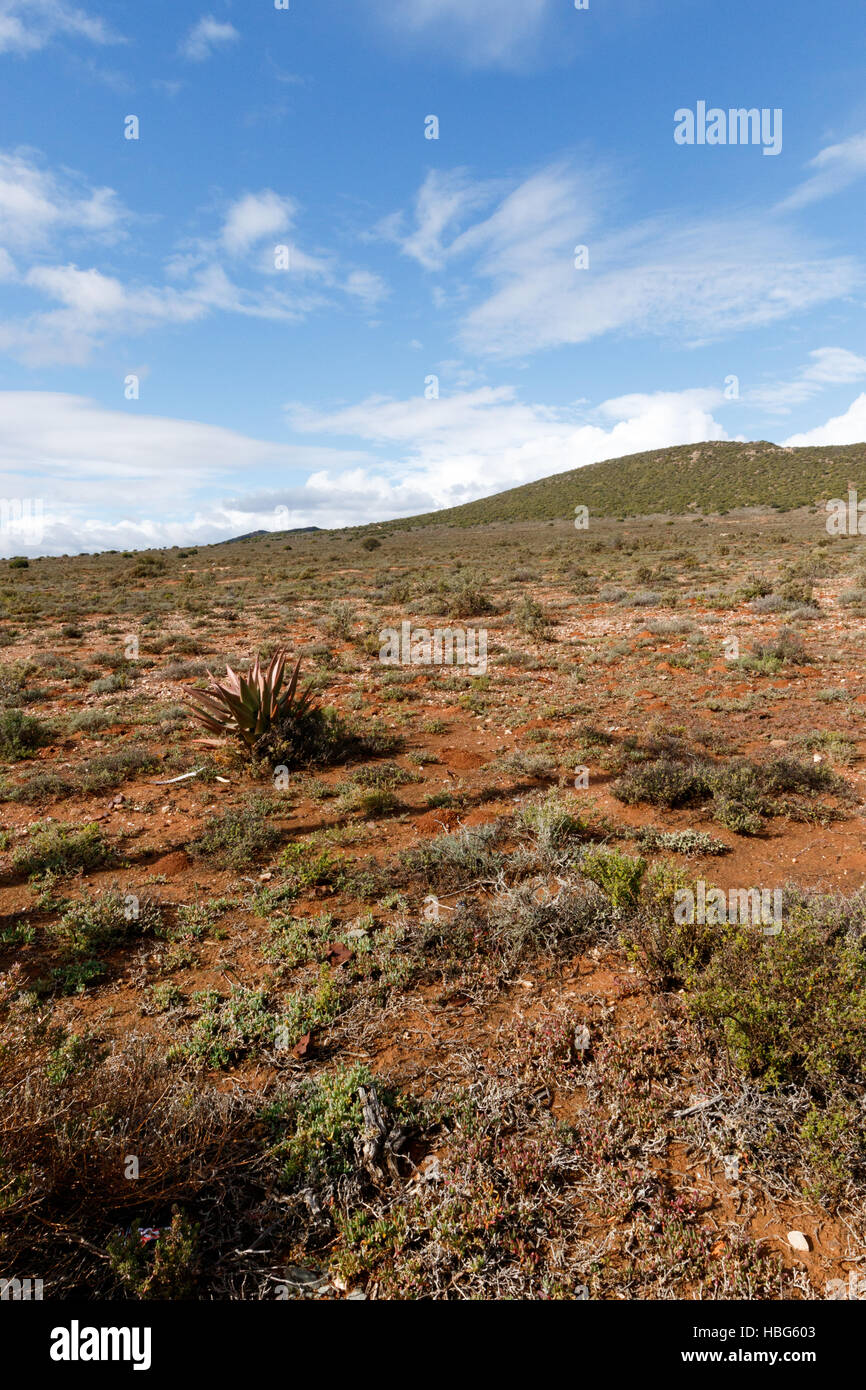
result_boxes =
[373,439,866,531]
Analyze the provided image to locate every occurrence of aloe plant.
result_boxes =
[184,650,314,748]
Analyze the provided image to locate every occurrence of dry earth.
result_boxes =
[2,506,865,1300]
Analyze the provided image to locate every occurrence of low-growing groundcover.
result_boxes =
[610,743,847,836]
[2,860,865,1298]
[3,503,866,1299]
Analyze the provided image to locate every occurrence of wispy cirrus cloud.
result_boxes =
[386,161,862,358]
[0,154,387,364]
[371,0,555,70]
[777,131,866,211]
[0,0,120,54]
[179,15,240,62]
[376,168,504,271]
[748,347,866,414]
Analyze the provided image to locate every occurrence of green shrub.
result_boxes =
[620,861,721,987]
[265,1063,376,1186]
[0,709,51,759]
[580,847,646,910]
[511,594,551,638]
[182,986,274,1069]
[612,756,709,809]
[799,1103,865,1205]
[190,799,283,869]
[106,1209,199,1299]
[436,571,497,619]
[50,888,162,954]
[280,842,342,895]
[689,921,866,1089]
[12,821,110,878]
[738,628,809,673]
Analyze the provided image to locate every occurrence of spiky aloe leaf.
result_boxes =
[183,650,312,749]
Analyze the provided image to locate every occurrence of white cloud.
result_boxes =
[373,0,553,69]
[0,391,377,555]
[462,213,857,358]
[25,263,128,315]
[0,154,381,362]
[344,269,388,307]
[783,393,866,447]
[286,385,731,516]
[778,132,866,211]
[380,168,501,270]
[801,346,866,384]
[0,0,118,54]
[221,190,296,254]
[4,264,205,364]
[748,347,866,413]
[0,151,126,250]
[0,383,736,555]
[388,163,859,358]
[180,15,240,62]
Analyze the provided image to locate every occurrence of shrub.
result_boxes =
[266,1063,376,1186]
[579,847,646,910]
[621,861,721,988]
[736,575,772,600]
[280,843,342,896]
[49,888,163,954]
[635,827,729,856]
[799,1103,866,1206]
[689,920,866,1089]
[712,797,765,836]
[107,1208,199,1299]
[324,602,355,640]
[517,791,586,864]
[511,594,551,638]
[12,821,110,878]
[738,628,809,673]
[78,745,157,792]
[255,706,400,772]
[612,756,709,809]
[190,799,283,868]
[437,571,497,619]
[0,709,51,759]
[182,986,275,1069]
[399,822,504,890]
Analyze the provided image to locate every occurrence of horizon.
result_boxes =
[1,0,866,556]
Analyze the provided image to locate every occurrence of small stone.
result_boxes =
[787,1230,811,1252]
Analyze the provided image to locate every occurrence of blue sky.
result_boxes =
[1,0,865,554]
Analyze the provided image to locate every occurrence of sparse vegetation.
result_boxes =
[2,485,866,1306]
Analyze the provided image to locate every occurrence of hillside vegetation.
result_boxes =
[371,440,866,531]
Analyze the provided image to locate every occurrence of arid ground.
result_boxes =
[2,503,866,1300]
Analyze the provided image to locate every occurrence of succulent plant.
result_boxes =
[183,650,314,748]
